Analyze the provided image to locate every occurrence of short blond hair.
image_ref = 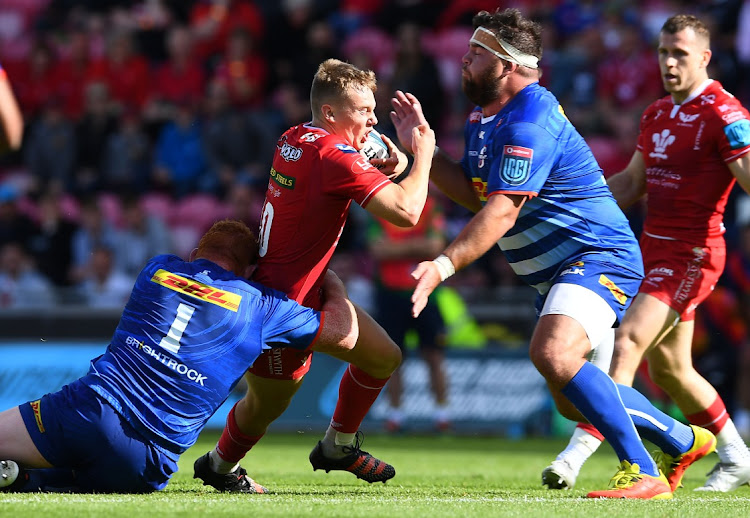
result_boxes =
[310,59,377,114]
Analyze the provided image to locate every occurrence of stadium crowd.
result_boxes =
[1,0,750,436]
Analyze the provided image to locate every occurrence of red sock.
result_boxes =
[216,403,263,463]
[685,395,729,436]
[576,421,605,441]
[331,365,389,433]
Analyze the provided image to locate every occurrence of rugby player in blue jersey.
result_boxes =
[0,220,358,493]
[390,8,716,499]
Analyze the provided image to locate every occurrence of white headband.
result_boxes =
[470,26,539,69]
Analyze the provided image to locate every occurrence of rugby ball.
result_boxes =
[360,129,389,161]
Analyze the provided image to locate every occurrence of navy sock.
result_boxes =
[7,467,78,493]
[561,362,659,476]
[617,384,694,457]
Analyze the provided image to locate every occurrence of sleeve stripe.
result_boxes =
[724,146,750,163]
[488,190,539,199]
[359,179,391,207]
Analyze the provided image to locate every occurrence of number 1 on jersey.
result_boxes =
[158,302,195,354]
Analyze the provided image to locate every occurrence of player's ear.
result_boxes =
[189,247,199,261]
[321,103,335,122]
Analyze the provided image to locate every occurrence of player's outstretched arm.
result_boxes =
[729,153,750,194]
[606,151,647,210]
[411,193,524,317]
[390,90,481,213]
[0,72,22,151]
[313,270,359,354]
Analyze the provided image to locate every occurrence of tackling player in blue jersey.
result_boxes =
[390,8,716,499]
[0,220,358,493]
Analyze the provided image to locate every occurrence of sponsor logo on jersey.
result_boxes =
[351,157,374,173]
[598,274,627,304]
[269,167,295,189]
[278,141,303,162]
[335,143,358,153]
[677,112,699,126]
[300,131,323,142]
[500,145,533,186]
[151,269,241,311]
[648,266,674,277]
[478,130,485,139]
[701,94,716,105]
[471,177,488,202]
[719,104,732,113]
[649,129,675,159]
[469,111,482,123]
[478,145,488,168]
[560,260,585,276]
[694,121,706,150]
[30,399,45,433]
[126,336,208,386]
[722,111,747,124]
[724,119,750,149]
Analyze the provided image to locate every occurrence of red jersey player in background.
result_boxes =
[194,58,436,491]
[543,14,750,493]
[367,195,450,433]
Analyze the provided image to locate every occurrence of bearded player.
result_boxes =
[194,58,436,491]
[544,14,750,492]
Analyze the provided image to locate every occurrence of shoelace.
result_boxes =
[341,431,367,457]
[608,465,643,489]
[652,451,679,473]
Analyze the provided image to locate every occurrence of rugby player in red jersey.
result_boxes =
[543,14,750,493]
[194,58,436,491]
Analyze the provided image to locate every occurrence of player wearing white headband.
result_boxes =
[390,7,716,499]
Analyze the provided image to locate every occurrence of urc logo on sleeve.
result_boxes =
[500,145,533,186]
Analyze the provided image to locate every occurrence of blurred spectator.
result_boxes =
[222,177,263,231]
[202,79,266,193]
[263,0,316,84]
[88,29,150,112]
[189,0,265,64]
[0,183,36,249]
[212,26,268,109]
[383,22,445,135]
[101,107,152,193]
[115,193,172,277]
[152,98,212,198]
[148,24,206,121]
[0,241,56,308]
[75,244,133,309]
[6,38,58,121]
[288,19,339,91]
[23,97,76,194]
[27,190,78,287]
[74,81,118,194]
[70,195,119,283]
[53,26,100,119]
[595,22,662,136]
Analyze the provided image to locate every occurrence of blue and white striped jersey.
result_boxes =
[461,82,642,295]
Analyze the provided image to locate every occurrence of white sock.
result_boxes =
[321,426,356,458]
[209,448,239,474]
[715,419,750,465]
[556,427,603,473]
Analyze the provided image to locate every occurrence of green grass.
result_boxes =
[2,432,749,517]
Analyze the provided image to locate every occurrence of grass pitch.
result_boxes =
[2,431,749,517]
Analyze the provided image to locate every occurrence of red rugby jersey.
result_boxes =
[637,80,750,245]
[253,123,391,308]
